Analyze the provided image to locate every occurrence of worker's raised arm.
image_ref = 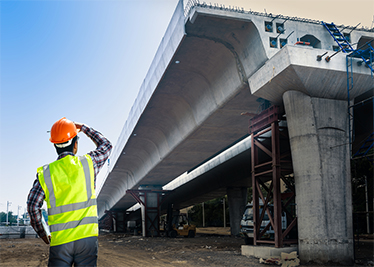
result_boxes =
[78,123,112,180]
[74,122,84,133]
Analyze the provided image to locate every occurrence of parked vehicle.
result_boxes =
[169,213,196,238]
[162,211,196,238]
[240,200,287,245]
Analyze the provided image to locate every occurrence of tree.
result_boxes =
[189,197,229,227]
[0,211,17,225]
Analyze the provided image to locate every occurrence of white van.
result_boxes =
[240,200,287,245]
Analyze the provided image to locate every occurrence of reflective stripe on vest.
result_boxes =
[50,216,98,232]
[38,155,98,246]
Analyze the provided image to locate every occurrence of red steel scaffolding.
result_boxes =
[249,106,297,247]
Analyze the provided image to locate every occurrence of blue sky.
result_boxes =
[1,0,373,215]
[0,0,178,215]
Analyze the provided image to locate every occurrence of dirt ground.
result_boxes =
[1,228,373,267]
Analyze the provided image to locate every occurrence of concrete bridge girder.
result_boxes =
[99,5,269,216]
[98,3,374,264]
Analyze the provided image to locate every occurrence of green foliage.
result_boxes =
[247,187,252,204]
[0,211,17,225]
[188,197,229,227]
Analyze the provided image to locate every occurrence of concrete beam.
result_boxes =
[98,4,266,217]
[249,45,374,104]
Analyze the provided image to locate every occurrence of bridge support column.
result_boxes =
[127,187,169,237]
[283,90,353,265]
[227,187,247,236]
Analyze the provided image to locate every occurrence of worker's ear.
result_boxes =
[73,139,78,154]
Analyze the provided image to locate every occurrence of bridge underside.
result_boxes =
[98,3,374,264]
[99,7,268,215]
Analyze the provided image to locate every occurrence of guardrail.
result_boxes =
[183,0,373,32]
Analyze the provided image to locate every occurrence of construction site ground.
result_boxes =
[1,228,373,266]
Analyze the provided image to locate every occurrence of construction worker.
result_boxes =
[27,117,112,266]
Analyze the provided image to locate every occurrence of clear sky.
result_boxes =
[1,0,373,216]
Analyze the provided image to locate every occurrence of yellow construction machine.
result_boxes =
[166,212,196,238]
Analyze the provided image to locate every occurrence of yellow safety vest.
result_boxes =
[37,155,98,246]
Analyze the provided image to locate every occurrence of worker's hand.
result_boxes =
[74,122,84,132]
[41,235,51,245]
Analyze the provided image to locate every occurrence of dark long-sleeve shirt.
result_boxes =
[27,124,112,238]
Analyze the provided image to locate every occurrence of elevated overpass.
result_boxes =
[97,0,374,264]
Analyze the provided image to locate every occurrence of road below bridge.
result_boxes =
[1,228,373,266]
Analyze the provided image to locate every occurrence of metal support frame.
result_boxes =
[346,42,374,158]
[249,106,297,247]
[99,210,129,232]
[99,210,115,231]
[127,189,170,237]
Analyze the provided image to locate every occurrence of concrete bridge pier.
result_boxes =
[227,187,247,236]
[283,90,354,265]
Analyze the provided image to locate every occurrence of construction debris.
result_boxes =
[281,251,297,260]
[259,257,282,265]
[259,251,300,267]
[282,259,300,267]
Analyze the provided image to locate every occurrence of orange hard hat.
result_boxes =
[49,117,78,144]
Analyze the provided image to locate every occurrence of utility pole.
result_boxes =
[365,176,370,234]
[223,198,226,228]
[17,205,22,226]
[6,201,12,225]
[202,202,205,227]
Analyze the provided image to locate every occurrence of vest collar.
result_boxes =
[57,152,75,160]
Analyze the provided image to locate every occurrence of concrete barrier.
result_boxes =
[242,245,298,259]
[0,226,37,239]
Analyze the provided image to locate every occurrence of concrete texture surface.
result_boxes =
[283,91,354,264]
